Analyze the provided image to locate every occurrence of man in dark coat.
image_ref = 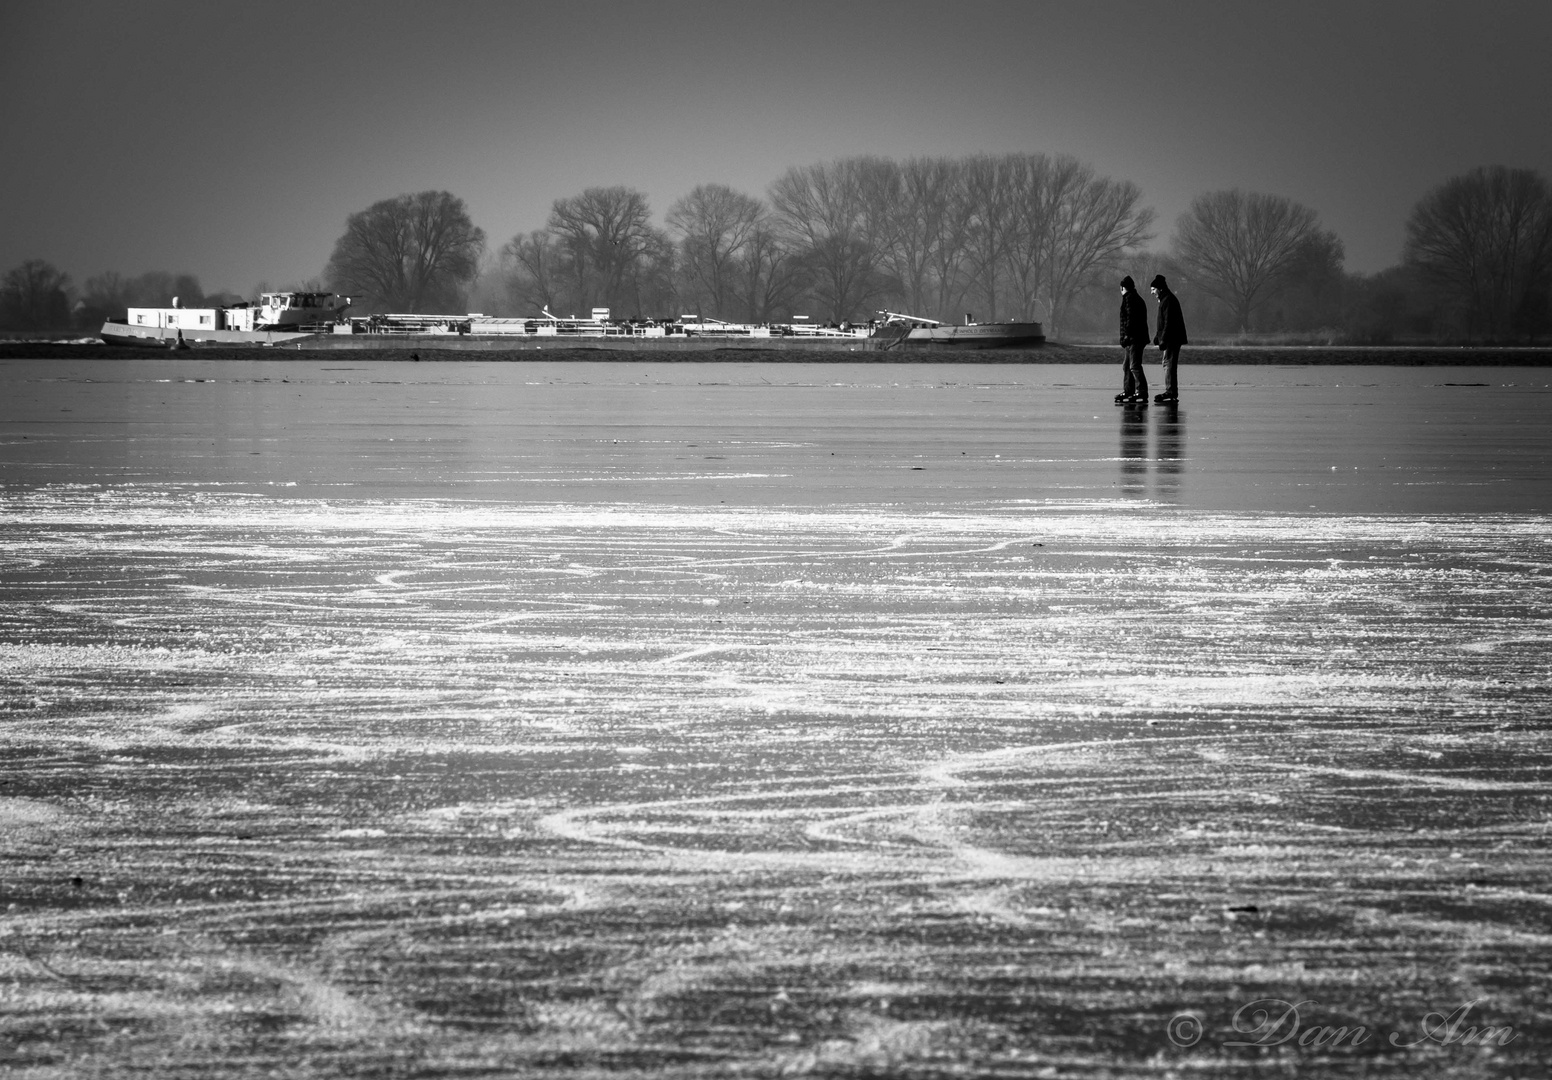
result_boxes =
[1150,274,1187,403]
[1116,276,1149,404]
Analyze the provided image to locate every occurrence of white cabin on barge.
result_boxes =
[107,291,353,346]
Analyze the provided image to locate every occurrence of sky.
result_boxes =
[3,0,1550,297]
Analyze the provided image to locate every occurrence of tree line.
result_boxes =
[494,154,1155,337]
[8,162,1551,342]
[0,265,239,334]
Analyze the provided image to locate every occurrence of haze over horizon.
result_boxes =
[3,0,1549,297]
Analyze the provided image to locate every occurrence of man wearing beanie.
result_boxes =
[1150,274,1187,403]
[1116,276,1149,405]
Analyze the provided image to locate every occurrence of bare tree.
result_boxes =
[1405,166,1552,340]
[125,271,205,306]
[624,227,678,318]
[546,186,672,316]
[485,151,1162,334]
[961,155,1019,321]
[1172,189,1321,331]
[927,163,976,319]
[325,191,485,313]
[1002,154,1057,322]
[854,156,905,305]
[769,159,893,321]
[78,270,214,327]
[879,157,964,317]
[0,259,73,329]
[734,224,809,322]
[462,250,513,318]
[666,184,767,318]
[501,229,566,314]
[1266,231,1347,331]
[78,271,128,328]
[1043,162,1154,336]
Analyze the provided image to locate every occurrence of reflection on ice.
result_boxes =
[3,358,1549,512]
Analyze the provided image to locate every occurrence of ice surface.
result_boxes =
[3,358,1548,512]
[1,359,1549,1075]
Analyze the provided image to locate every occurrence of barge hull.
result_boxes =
[899,323,1045,348]
[297,335,882,352]
[100,323,315,347]
[102,324,1044,352]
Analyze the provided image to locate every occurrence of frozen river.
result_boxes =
[2,359,1550,1077]
[4,357,1549,511]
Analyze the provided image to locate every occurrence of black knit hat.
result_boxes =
[1120,275,1135,289]
[1149,274,1168,290]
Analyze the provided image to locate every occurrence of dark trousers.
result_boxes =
[1159,346,1180,398]
[1121,342,1148,398]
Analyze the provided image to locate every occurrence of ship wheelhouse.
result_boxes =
[254,291,351,329]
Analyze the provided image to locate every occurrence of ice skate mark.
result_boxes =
[952,845,1063,881]
[210,951,388,1033]
[1457,635,1552,654]
[1279,762,1549,792]
[773,1013,956,1074]
[539,806,663,852]
[913,737,1298,888]
[947,844,1234,887]
[360,581,504,601]
[979,537,1037,553]
[645,531,1044,574]
[0,557,48,570]
[317,892,593,957]
[457,601,611,630]
[921,733,1262,789]
[1357,908,1552,948]
[801,804,934,849]
[599,924,834,1030]
[920,738,1119,788]
[657,643,767,665]
[11,704,294,755]
[536,776,926,864]
[154,702,216,727]
[6,883,560,941]
[194,720,378,760]
[952,883,1033,927]
[0,797,72,845]
[30,940,405,1038]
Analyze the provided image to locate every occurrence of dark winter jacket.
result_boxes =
[1119,288,1150,347]
[1153,287,1188,348]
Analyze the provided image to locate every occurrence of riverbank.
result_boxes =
[5,340,1552,364]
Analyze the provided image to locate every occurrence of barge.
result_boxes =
[100,295,1042,351]
[871,311,1046,349]
[98,292,351,347]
